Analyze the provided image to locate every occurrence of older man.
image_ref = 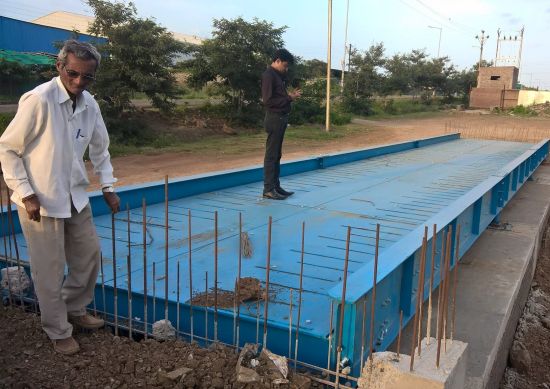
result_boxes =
[0,40,120,355]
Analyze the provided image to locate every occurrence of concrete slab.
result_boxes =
[358,339,467,389]
[389,162,550,389]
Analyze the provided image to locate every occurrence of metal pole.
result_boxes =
[205,271,208,345]
[288,288,293,357]
[427,224,437,345]
[126,205,132,339]
[335,226,351,388]
[340,0,350,92]
[263,216,273,348]
[236,213,243,349]
[327,301,335,371]
[111,213,118,336]
[164,176,169,321]
[294,222,305,372]
[325,0,333,132]
[177,261,180,339]
[368,224,380,361]
[188,209,193,342]
[214,211,218,342]
[451,225,461,343]
[142,199,148,339]
[397,310,403,359]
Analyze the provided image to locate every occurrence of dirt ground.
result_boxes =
[86,111,550,190]
[2,111,550,388]
[500,222,550,389]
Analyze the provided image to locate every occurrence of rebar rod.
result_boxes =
[288,288,293,358]
[360,298,367,369]
[335,226,352,389]
[111,213,118,336]
[426,224,437,345]
[142,199,148,339]
[214,211,218,342]
[451,225,461,343]
[164,176,169,321]
[0,181,13,306]
[443,226,453,353]
[100,253,106,321]
[5,187,22,308]
[327,300,335,371]
[177,260,181,340]
[205,271,208,345]
[397,310,403,359]
[256,298,260,346]
[188,209,193,343]
[435,227,447,342]
[236,213,243,350]
[127,205,132,339]
[263,216,273,348]
[410,231,427,371]
[294,221,305,373]
[417,232,428,356]
[368,224,380,362]
[436,229,452,368]
[152,262,156,325]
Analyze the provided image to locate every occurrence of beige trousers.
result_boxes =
[18,204,100,340]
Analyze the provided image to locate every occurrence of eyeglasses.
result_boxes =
[63,67,96,82]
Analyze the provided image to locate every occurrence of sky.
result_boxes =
[2,0,550,89]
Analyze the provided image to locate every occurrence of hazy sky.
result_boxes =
[3,0,550,88]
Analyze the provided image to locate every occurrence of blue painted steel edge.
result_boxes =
[329,138,550,304]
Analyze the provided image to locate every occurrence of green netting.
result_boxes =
[0,49,55,66]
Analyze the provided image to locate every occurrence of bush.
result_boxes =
[510,105,537,116]
[0,113,15,134]
[104,115,155,146]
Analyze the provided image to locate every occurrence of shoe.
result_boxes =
[52,336,80,355]
[69,314,105,330]
[262,190,288,200]
[276,187,294,196]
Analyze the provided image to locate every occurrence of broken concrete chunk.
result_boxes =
[152,319,176,340]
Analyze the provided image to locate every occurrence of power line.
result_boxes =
[412,0,476,34]
[397,0,463,34]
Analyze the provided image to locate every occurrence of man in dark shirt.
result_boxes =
[261,48,301,200]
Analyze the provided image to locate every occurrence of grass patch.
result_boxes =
[0,113,15,134]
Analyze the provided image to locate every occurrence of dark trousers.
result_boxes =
[263,111,289,193]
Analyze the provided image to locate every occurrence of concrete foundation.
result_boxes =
[390,162,550,389]
[358,338,467,389]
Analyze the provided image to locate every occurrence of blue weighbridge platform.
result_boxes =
[2,134,548,376]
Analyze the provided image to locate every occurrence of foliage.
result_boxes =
[340,43,386,115]
[0,113,15,134]
[0,60,55,101]
[86,0,187,115]
[183,17,286,124]
[510,105,537,116]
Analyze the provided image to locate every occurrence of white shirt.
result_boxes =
[0,77,117,218]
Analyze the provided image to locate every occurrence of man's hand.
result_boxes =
[289,89,302,100]
[103,192,120,213]
[23,195,41,222]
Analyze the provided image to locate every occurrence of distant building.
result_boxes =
[32,11,203,46]
[0,11,203,60]
[470,66,550,109]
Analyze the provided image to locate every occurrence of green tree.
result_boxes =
[184,17,286,122]
[341,43,386,114]
[86,0,186,115]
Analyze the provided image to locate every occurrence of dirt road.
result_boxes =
[88,112,550,190]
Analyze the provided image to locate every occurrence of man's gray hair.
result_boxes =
[58,40,101,68]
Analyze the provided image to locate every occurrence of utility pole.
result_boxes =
[428,25,442,58]
[325,0,332,132]
[494,28,501,66]
[475,30,489,72]
[340,0,350,92]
